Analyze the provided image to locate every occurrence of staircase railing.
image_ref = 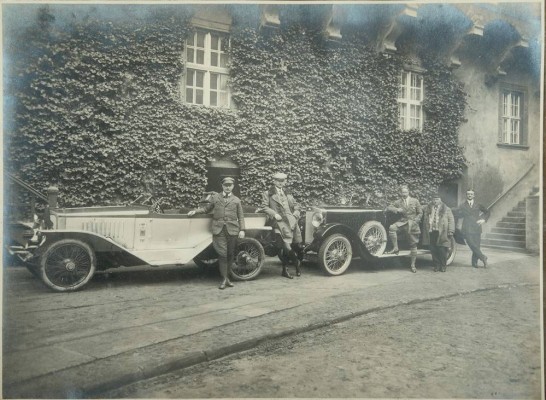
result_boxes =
[487,163,536,211]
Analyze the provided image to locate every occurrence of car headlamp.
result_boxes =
[311,211,324,228]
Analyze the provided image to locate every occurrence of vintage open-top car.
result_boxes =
[303,205,458,275]
[8,198,270,292]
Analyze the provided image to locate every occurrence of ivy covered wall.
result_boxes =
[6,5,467,209]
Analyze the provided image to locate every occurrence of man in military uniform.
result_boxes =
[188,177,246,289]
[261,172,302,279]
[385,184,423,273]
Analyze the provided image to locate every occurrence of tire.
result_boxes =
[358,221,387,256]
[446,236,457,266]
[318,233,353,276]
[39,239,96,292]
[230,238,265,281]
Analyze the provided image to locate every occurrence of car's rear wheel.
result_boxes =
[230,238,265,281]
[358,221,387,256]
[318,233,353,276]
[446,236,457,265]
[39,239,96,292]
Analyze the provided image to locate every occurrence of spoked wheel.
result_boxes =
[39,239,96,292]
[230,238,265,281]
[318,234,353,276]
[358,221,387,256]
[446,236,458,266]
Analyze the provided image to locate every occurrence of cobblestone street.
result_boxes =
[2,246,541,398]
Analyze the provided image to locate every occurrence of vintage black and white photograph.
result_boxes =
[2,0,543,398]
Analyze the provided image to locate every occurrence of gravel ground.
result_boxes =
[104,284,541,399]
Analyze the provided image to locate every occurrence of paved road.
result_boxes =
[2,246,541,398]
[104,285,542,399]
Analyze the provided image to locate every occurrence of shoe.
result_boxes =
[433,266,438,272]
[295,261,302,277]
[441,266,446,272]
[219,282,226,290]
[281,269,293,279]
[410,266,417,273]
[226,280,234,287]
[482,256,488,268]
[386,248,399,255]
[472,264,478,268]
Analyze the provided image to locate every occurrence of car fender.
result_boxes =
[37,230,149,266]
[309,223,375,261]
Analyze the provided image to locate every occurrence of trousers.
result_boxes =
[212,226,238,279]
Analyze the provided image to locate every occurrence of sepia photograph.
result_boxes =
[2,1,543,398]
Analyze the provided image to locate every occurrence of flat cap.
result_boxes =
[272,172,287,180]
[221,176,235,184]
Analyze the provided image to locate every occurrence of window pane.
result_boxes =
[196,50,204,65]
[196,71,204,87]
[211,35,219,50]
[210,73,218,90]
[187,48,194,63]
[503,94,508,116]
[220,92,228,107]
[210,92,217,106]
[220,74,228,90]
[220,54,227,68]
[211,53,218,67]
[196,89,203,104]
[221,37,228,52]
[197,32,205,48]
[186,89,193,103]
[186,70,194,86]
[188,33,195,46]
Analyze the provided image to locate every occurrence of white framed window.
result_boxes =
[499,90,522,145]
[184,31,230,108]
[397,71,423,131]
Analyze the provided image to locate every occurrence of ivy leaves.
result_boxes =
[9,7,467,209]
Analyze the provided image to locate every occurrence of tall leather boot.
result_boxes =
[280,249,293,279]
[386,231,399,254]
[289,250,301,277]
[410,248,417,273]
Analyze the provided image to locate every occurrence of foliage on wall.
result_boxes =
[8,5,467,210]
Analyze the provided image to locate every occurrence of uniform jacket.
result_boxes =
[386,196,423,235]
[196,192,245,235]
[422,202,455,248]
[453,200,490,235]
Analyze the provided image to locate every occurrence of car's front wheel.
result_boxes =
[230,238,265,281]
[39,239,96,292]
[318,233,353,276]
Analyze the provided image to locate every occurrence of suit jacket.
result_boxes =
[196,192,245,235]
[261,186,301,235]
[422,202,455,248]
[453,201,490,235]
[386,196,423,234]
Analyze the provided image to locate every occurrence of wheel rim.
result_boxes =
[44,244,92,287]
[363,226,386,255]
[232,243,262,278]
[325,238,350,272]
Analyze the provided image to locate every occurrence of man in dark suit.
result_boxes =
[453,189,490,268]
[261,172,302,279]
[188,177,246,289]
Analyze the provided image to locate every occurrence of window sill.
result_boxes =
[496,143,529,150]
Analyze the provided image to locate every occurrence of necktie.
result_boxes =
[433,206,438,228]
